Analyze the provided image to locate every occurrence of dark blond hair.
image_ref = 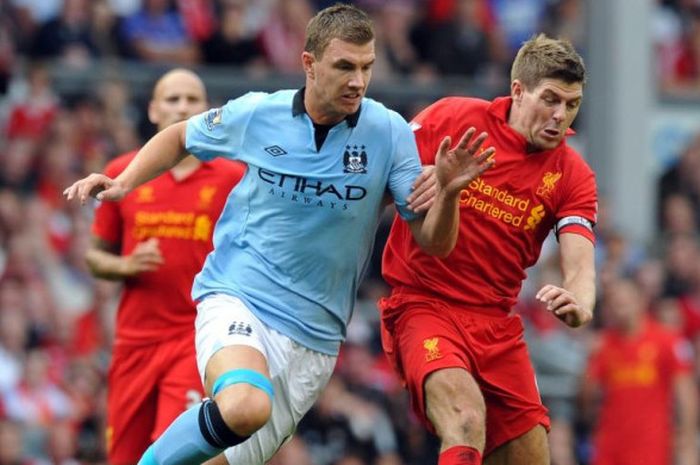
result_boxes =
[511,34,586,90]
[304,3,374,59]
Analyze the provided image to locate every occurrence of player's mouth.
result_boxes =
[541,128,561,140]
[341,93,361,104]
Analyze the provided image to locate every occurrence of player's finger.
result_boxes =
[463,131,488,155]
[408,186,437,213]
[455,127,477,151]
[437,136,451,159]
[535,284,558,300]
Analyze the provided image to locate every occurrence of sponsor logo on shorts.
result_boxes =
[228,321,253,336]
[423,337,443,361]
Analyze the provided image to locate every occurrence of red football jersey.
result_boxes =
[92,152,245,344]
[382,96,597,311]
[586,319,693,465]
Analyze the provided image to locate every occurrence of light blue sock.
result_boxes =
[137,404,222,465]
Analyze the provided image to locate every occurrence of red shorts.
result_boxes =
[379,291,549,455]
[106,333,204,464]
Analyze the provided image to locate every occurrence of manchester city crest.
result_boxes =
[343,145,367,174]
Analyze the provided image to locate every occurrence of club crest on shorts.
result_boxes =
[423,337,443,361]
[343,145,367,174]
[228,321,253,336]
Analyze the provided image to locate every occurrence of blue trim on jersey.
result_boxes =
[212,369,274,399]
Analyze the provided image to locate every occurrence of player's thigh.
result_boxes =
[195,293,272,394]
[484,425,549,465]
[154,336,205,439]
[106,346,159,464]
[392,304,471,432]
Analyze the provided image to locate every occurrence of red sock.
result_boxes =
[438,445,482,465]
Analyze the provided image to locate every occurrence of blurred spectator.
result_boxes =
[580,278,698,465]
[258,0,313,73]
[199,0,265,68]
[30,0,99,67]
[0,138,38,195]
[4,63,58,141]
[119,0,200,64]
[487,0,548,57]
[662,233,700,296]
[0,305,28,393]
[421,0,508,81]
[297,375,401,465]
[664,6,700,94]
[0,419,43,465]
[659,192,699,236]
[541,0,586,53]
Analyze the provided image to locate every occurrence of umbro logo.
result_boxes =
[228,321,253,337]
[265,145,287,157]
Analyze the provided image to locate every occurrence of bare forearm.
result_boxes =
[115,122,188,191]
[411,190,461,257]
[675,375,698,465]
[563,268,596,314]
[85,248,129,281]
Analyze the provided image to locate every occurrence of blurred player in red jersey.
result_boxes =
[86,69,245,465]
[581,278,697,465]
[379,34,597,465]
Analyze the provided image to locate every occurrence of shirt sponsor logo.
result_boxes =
[423,337,443,361]
[343,145,367,174]
[258,168,366,210]
[536,171,562,199]
[460,177,547,232]
[205,108,223,131]
[133,210,213,241]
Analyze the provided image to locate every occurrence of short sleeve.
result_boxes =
[185,92,264,161]
[387,113,423,222]
[411,98,458,166]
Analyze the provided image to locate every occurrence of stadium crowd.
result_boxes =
[0,0,699,464]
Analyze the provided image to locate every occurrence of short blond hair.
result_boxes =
[304,3,374,59]
[511,34,586,90]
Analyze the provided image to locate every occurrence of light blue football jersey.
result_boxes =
[185,89,422,355]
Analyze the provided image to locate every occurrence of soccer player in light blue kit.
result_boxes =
[64,5,494,465]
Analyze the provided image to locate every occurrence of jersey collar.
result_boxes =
[292,87,361,127]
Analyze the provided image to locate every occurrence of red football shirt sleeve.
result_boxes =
[556,157,597,243]
[91,162,123,245]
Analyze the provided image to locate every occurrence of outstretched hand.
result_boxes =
[63,173,129,205]
[536,284,593,328]
[435,127,495,196]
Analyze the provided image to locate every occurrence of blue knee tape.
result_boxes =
[212,369,274,399]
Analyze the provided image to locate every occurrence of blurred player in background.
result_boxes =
[581,278,697,465]
[379,34,597,465]
[85,68,245,465]
[66,4,494,465]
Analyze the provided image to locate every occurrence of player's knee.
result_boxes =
[217,388,272,435]
[433,403,486,445]
[211,369,274,436]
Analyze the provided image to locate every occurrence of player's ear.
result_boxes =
[511,80,523,104]
[302,52,315,80]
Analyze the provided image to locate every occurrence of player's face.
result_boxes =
[510,78,583,151]
[149,71,208,131]
[304,38,375,125]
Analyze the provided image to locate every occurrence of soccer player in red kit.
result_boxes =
[582,279,697,465]
[86,69,245,465]
[379,34,597,465]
